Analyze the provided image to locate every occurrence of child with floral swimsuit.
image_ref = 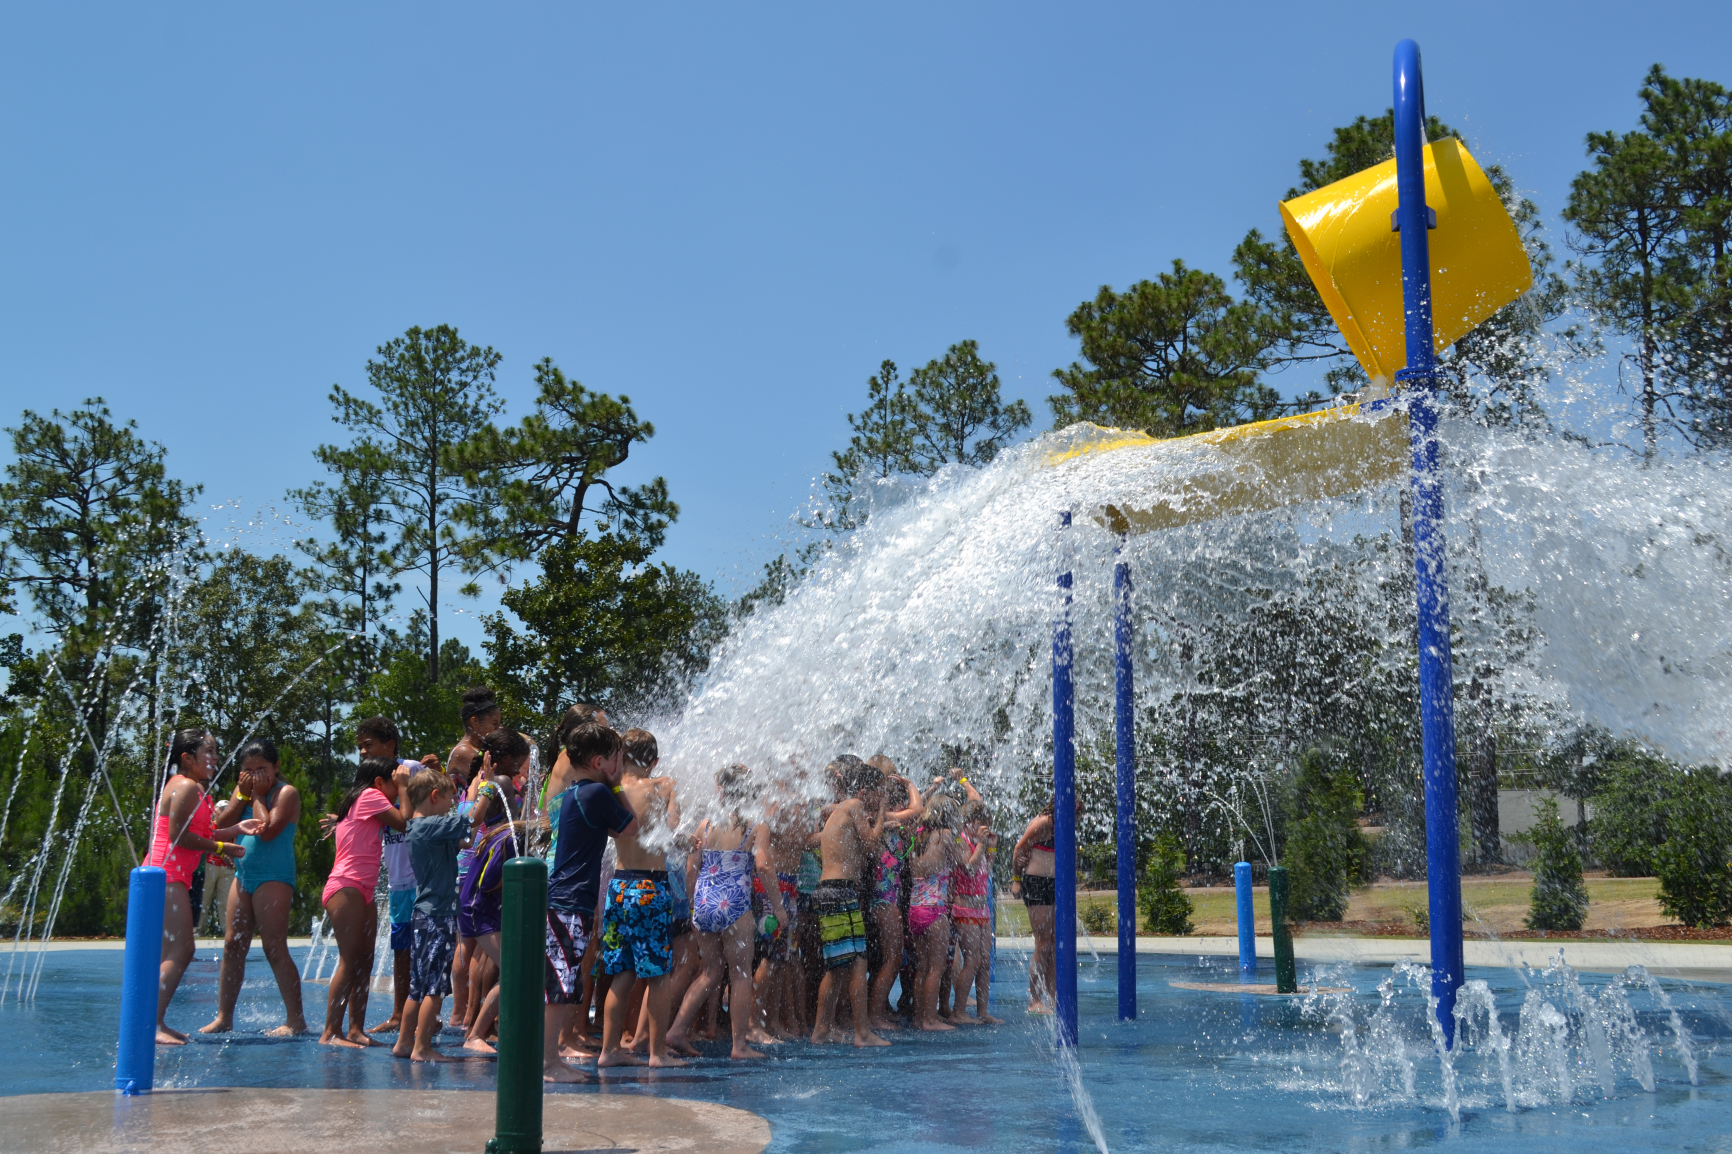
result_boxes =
[948,801,1000,1024]
[908,796,982,1032]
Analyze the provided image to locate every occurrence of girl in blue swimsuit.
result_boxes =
[201,738,306,1036]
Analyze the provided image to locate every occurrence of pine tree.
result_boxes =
[1525,797,1589,931]
[1050,262,1276,436]
[1139,833,1194,935]
[908,341,1031,472]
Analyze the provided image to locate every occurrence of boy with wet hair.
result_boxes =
[810,754,889,1048]
[544,722,636,1081]
[596,727,686,1067]
[394,768,469,1061]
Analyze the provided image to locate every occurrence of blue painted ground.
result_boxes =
[1,946,1725,1152]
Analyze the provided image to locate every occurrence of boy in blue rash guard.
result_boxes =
[544,722,636,1082]
[394,768,470,1062]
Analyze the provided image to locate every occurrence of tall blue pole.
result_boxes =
[1234,861,1256,977]
[116,865,166,1094]
[1113,542,1136,1021]
[1053,510,1078,1048]
[1393,38,1464,1047]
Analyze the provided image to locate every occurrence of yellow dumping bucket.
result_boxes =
[1280,137,1531,384]
[1045,403,1409,536]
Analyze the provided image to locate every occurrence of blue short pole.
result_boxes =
[1113,543,1136,1021]
[1053,510,1078,1048]
[116,866,166,1094]
[1234,861,1255,977]
[1393,37,1464,1047]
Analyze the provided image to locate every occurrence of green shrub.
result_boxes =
[1138,833,1193,935]
[1588,749,1678,876]
[1526,797,1589,931]
[1653,772,1732,928]
[1284,747,1368,921]
[1079,901,1114,935]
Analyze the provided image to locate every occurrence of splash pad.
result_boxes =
[0,35,1726,1154]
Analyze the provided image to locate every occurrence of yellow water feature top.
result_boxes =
[1043,402,1409,536]
[1280,137,1531,384]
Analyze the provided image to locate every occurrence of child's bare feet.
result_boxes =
[264,1023,308,1037]
[663,1035,701,1057]
[920,1018,956,1032]
[156,1026,188,1046]
[461,1036,496,1054]
[368,1017,402,1034]
[854,1030,891,1047]
[1026,1001,1052,1014]
[346,1030,382,1047]
[197,1016,231,1034]
[647,1053,690,1068]
[596,1049,644,1068]
[543,1060,588,1083]
[869,1016,901,1032]
[410,1048,452,1062]
[976,1013,1003,1025]
[729,1044,767,1059]
[747,1027,782,1046]
[319,1030,365,1049]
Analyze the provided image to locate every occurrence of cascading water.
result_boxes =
[653,415,1732,815]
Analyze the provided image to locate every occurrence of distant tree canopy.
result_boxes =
[0,329,722,935]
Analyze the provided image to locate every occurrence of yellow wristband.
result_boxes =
[236,793,252,803]
[213,841,225,854]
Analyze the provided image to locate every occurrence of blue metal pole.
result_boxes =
[1053,510,1078,1048]
[116,866,166,1094]
[1113,543,1136,1021]
[1393,37,1464,1047]
[1234,861,1256,977]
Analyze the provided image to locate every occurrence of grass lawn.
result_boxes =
[993,875,1668,939]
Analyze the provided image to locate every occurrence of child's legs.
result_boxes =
[720,914,756,1049]
[251,881,305,1028]
[669,932,722,1039]
[847,956,873,1033]
[466,932,502,1040]
[157,882,197,1030]
[451,937,474,1024]
[870,904,903,1018]
[212,881,254,1024]
[601,970,637,1052]
[914,920,948,1020]
[321,887,371,1038]
[469,946,496,1029]
[413,993,444,1055]
[1027,903,1056,1003]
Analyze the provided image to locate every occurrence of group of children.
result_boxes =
[154,688,1017,1077]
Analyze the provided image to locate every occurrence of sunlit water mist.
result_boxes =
[653,415,1732,817]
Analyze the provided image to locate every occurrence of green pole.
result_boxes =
[1268,865,1296,994]
[487,856,546,1154]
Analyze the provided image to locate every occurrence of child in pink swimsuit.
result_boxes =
[318,756,409,1048]
[948,803,999,1023]
[907,798,982,1031]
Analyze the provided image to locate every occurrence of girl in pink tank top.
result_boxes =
[316,756,409,1048]
[150,728,261,1045]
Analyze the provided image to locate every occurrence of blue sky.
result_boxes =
[4,2,1729,652]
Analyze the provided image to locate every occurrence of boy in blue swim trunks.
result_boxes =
[597,728,686,1068]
